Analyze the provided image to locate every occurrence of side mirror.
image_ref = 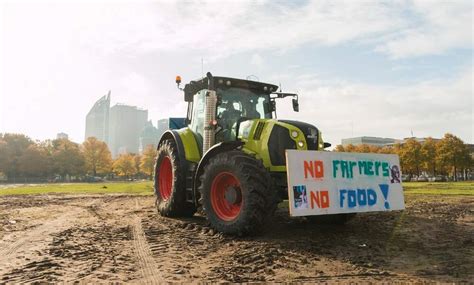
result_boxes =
[292,98,299,112]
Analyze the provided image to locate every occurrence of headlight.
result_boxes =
[298,141,304,148]
[291,130,299,138]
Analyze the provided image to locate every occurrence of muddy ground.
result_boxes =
[0,193,472,283]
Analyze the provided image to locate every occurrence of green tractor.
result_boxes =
[154,72,331,235]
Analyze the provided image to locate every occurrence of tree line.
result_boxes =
[0,134,157,182]
[335,133,473,180]
[1,132,472,182]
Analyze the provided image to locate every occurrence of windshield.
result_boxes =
[217,87,272,120]
[216,87,272,142]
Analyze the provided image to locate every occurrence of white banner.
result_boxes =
[286,150,405,216]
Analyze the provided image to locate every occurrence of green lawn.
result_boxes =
[403,181,474,195]
[0,181,155,196]
[0,181,472,196]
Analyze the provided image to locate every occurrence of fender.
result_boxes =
[192,140,244,204]
[155,130,188,194]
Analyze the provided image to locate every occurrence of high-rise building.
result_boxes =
[108,104,148,157]
[139,121,160,153]
[85,91,110,142]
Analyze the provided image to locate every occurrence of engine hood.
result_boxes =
[278,120,320,150]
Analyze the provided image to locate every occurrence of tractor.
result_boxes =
[154,72,339,235]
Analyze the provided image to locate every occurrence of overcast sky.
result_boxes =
[0,0,472,146]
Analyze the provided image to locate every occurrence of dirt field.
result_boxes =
[0,193,472,283]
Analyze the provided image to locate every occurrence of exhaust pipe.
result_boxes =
[203,72,217,153]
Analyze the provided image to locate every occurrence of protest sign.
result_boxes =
[286,150,405,216]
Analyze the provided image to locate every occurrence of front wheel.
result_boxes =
[198,151,277,235]
[154,139,196,217]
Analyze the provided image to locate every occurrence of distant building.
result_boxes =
[108,104,148,157]
[341,136,398,147]
[157,119,169,139]
[139,121,160,153]
[157,118,187,138]
[56,132,68,140]
[85,92,152,158]
[85,91,110,142]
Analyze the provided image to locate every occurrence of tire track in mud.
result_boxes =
[1,198,137,283]
[132,198,163,282]
[0,208,81,262]
[131,215,163,283]
[0,207,84,283]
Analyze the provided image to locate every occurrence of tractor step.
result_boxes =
[185,163,196,203]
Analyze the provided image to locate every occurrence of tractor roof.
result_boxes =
[184,76,279,96]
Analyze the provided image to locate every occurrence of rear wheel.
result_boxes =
[154,139,196,217]
[199,150,277,235]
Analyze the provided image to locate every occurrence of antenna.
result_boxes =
[279,83,282,92]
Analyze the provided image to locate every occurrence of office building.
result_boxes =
[85,91,110,142]
[139,121,160,153]
[108,104,148,157]
[341,136,398,147]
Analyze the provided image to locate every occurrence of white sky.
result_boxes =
[0,0,472,145]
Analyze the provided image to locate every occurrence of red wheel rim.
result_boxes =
[158,156,172,200]
[210,172,242,221]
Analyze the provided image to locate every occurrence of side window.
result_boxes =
[186,101,193,124]
[190,90,206,147]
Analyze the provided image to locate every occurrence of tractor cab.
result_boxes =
[179,73,299,150]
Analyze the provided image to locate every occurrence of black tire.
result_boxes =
[154,139,196,217]
[306,213,356,225]
[198,150,278,235]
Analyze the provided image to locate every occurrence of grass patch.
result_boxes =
[403,181,474,195]
[1,181,472,197]
[0,181,155,196]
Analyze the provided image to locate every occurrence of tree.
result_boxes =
[133,154,142,176]
[379,146,395,154]
[344,144,356,152]
[18,144,51,178]
[82,137,112,176]
[140,145,156,179]
[52,138,85,178]
[113,154,137,178]
[0,133,33,181]
[436,133,470,180]
[421,137,438,176]
[354,144,371,153]
[398,139,422,176]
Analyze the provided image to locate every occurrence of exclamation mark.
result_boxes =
[379,184,390,209]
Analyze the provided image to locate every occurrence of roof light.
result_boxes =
[175,76,181,84]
